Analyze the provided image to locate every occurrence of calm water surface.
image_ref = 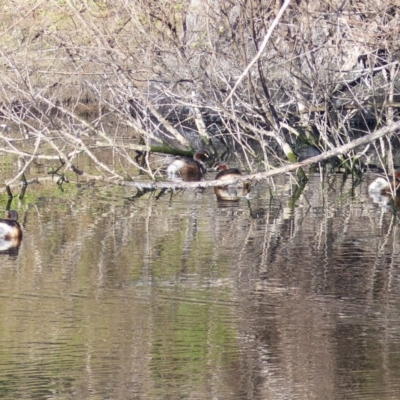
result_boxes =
[0,172,400,399]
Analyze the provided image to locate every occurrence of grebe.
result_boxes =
[213,162,251,201]
[167,151,209,181]
[368,170,400,194]
[0,210,22,240]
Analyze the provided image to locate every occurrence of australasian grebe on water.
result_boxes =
[0,210,22,240]
[213,162,251,201]
[368,170,400,194]
[167,151,209,181]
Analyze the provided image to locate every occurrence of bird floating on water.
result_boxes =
[213,162,251,201]
[167,151,209,181]
[0,210,22,240]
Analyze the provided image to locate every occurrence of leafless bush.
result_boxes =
[0,0,399,184]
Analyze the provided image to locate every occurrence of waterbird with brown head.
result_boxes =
[167,150,209,181]
[213,162,251,201]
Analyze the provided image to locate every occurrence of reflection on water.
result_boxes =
[369,190,400,212]
[0,237,21,256]
[1,173,400,398]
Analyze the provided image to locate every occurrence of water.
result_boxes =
[0,171,400,399]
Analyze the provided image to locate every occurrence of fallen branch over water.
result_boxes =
[119,120,400,190]
[2,120,399,193]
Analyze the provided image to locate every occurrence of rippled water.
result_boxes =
[0,171,400,399]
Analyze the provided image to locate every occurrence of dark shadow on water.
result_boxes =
[216,198,240,208]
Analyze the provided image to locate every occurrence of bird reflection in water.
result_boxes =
[369,191,400,212]
[0,210,22,257]
[0,237,21,257]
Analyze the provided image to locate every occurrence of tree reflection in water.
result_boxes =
[0,172,398,399]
